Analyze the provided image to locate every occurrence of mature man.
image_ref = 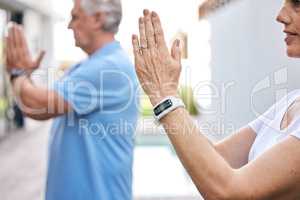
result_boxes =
[5,0,139,199]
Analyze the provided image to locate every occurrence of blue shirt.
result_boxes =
[46,41,139,200]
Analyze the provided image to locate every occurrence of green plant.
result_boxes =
[0,97,8,118]
[140,96,153,117]
[179,85,199,116]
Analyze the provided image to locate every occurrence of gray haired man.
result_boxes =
[5,0,139,199]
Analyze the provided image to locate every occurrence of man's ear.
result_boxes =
[93,11,105,30]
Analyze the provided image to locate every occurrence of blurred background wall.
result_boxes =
[0,0,57,137]
[204,0,300,138]
[0,0,56,66]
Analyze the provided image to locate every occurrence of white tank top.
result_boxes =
[248,90,300,162]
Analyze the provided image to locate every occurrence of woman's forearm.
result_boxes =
[161,107,235,199]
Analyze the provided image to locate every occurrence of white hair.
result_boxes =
[79,0,122,33]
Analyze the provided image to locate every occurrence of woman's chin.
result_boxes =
[286,47,300,58]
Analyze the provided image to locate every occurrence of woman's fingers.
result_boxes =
[171,39,181,62]
[132,34,146,71]
[151,11,168,51]
[143,9,156,50]
[132,34,148,79]
[132,34,141,57]
[139,17,147,53]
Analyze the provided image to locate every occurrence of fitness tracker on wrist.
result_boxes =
[153,96,185,124]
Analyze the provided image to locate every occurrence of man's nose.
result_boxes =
[276,7,291,25]
[68,21,72,30]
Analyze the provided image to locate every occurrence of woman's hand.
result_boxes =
[5,23,45,73]
[132,10,182,106]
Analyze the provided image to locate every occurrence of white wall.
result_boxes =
[205,0,300,136]
[16,0,53,16]
[23,10,55,68]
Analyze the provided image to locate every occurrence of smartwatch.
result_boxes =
[153,96,185,124]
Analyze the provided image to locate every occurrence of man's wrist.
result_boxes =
[9,69,30,83]
[11,74,27,85]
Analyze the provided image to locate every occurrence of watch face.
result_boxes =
[154,99,173,116]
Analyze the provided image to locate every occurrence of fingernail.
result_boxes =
[143,9,149,15]
[152,12,157,17]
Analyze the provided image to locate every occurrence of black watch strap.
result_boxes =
[10,69,27,82]
[153,96,185,124]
